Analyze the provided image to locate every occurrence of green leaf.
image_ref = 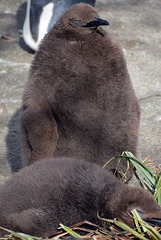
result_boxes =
[154,175,161,203]
[103,156,119,168]
[125,152,153,173]
[143,181,155,194]
[134,171,144,188]
[0,226,14,235]
[124,152,161,204]
[124,152,156,188]
[104,152,156,188]
[60,224,82,238]
[10,233,35,240]
[0,227,43,240]
[144,224,161,240]
[113,218,148,240]
[132,209,147,233]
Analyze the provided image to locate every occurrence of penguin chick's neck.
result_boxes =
[54,26,106,44]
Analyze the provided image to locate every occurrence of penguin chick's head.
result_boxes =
[54,3,109,38]
[109,186,161,228]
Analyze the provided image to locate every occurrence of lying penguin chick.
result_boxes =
[23,0,96,51]
[0,158,160,237]
[21,3,140,180]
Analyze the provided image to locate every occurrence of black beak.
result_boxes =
[144,218,161,226]
[82,18,109,28]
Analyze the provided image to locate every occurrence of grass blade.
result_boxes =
[113,218,148,240]
[144,224,161,240]
[132,209,147,233]
[124,152,156,188]
[134,171,145,188]
[60,224,82,238]
[154,175,161,203]
[0,227,43,240]
[143,181,155,194]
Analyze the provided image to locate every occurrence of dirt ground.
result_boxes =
[0,0,161,183]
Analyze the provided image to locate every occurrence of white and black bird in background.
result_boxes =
[23,0,96,51]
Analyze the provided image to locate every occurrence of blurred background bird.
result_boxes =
[23,0,96,51]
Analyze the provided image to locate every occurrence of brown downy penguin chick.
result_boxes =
[21,3,140,180]
[0,158,161,237]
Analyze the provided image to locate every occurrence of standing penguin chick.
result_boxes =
[0,158,161,237]
[21,3,140,180]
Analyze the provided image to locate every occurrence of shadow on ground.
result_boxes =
[6,108,22,172]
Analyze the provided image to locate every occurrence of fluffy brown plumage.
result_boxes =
[21,3,140,179]
[0,158,160,237]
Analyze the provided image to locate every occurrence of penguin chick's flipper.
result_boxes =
[21,95,58,165]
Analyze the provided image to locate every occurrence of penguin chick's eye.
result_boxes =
[129,207,145,219]
[69,18,83,28]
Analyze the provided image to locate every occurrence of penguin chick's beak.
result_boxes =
[82,18,109,28]
[144,218,161,227]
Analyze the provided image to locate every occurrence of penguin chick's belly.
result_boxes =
[51,77,139,177]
